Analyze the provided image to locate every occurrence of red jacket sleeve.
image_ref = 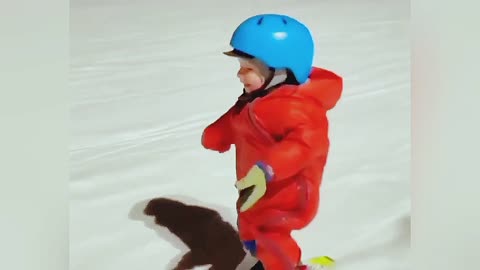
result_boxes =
[259,99,330,181]
[201,106,235,153]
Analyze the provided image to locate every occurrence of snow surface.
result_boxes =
[70,0,410,269]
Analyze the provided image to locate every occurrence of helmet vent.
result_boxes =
[257,16,264,25]
[282,17,288,24]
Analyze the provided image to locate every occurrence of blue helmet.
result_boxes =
[224,14,315,84]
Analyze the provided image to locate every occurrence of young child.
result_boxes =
[201,14,343,270]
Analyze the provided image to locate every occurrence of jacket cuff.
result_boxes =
[255,161,274,182]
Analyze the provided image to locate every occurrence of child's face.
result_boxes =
[237,59,266,93]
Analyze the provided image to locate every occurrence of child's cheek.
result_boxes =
[249,73,262,87]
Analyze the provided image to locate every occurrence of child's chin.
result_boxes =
[244,86,257,93]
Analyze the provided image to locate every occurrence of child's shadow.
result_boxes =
[129,196,256,270]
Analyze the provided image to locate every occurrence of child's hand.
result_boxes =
[201,129,231,153]
[235,162,273,212]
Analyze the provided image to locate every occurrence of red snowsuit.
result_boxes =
[202,67,343,270]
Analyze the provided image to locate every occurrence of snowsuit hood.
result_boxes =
[270,67,343,111]
[303,67,343,110]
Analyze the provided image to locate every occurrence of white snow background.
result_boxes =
[70,0,410,269]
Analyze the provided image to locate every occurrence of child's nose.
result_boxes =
[238,66,251,76]
[237,69,244,78]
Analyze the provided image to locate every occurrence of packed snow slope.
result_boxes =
[70,0,410,269]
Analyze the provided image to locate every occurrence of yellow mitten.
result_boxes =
[235,162,274,212]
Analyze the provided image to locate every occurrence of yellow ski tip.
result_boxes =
[308,255,336,267]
